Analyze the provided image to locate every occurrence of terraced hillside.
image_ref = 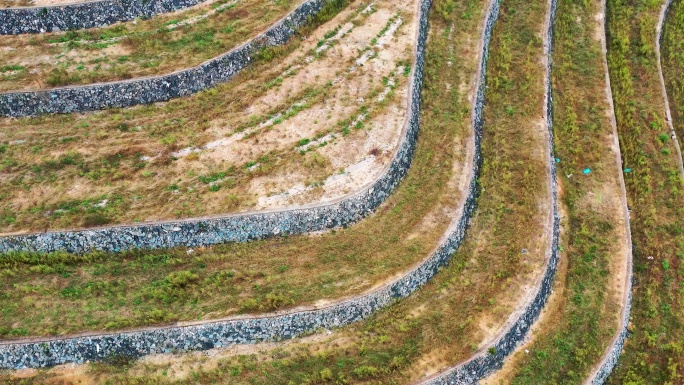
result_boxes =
[0,0,455,337]
[603,0,684,381]
[0,0,298,89]
[0,0,683,382]
[0,0,419,234]
[487,0,632,381]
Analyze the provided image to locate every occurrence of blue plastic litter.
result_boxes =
[583,168,591,174]
[555,158,560,163]
[624,168,632,173]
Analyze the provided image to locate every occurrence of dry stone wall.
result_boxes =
[1,0,414,255]
[0,0,205,35]
[0,0,327,117]
[0,0,470,369]
[0,0,569,380]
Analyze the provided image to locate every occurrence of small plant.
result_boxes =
[320,368,334,381]
[297,138,311,146]
[199,172,226,184]
[353,366,379,379]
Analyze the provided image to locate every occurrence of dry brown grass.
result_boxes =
[0,0,476,339]
[485,0,632,381]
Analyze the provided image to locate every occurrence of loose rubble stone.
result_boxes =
[1,0,413,256]
[1,0,207,35]
[0,0,457,370]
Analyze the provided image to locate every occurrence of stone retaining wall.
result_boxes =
[0,0,482,369]
[0,0,327,117]
[0,0,409,255]
[421,0,560,381]
[0,0,205,35]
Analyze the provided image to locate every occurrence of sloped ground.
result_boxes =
[484,0,632,381]
[0,0,482,341]
[1,0,558,381]
[0,0,418,233]
[0,0,296,90]
[2,0,677,381]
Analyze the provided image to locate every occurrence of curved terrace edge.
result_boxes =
[0,0,413,255]
[0,0,485,369]
[583,0,634,382]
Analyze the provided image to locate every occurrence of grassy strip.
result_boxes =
[0,0,557,381]
[662,0,684,143]
[500,0,630,382]
[0,0,297,90]
[0,0,386,231]
[0,0,456,339]
[603,0,684,381]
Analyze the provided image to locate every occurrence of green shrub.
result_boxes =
[353,366,379,378]
[164,270,199,288]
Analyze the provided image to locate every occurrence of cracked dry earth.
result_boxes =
[0,0,419,234]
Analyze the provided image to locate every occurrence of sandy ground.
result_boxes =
[0,0,480,380]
